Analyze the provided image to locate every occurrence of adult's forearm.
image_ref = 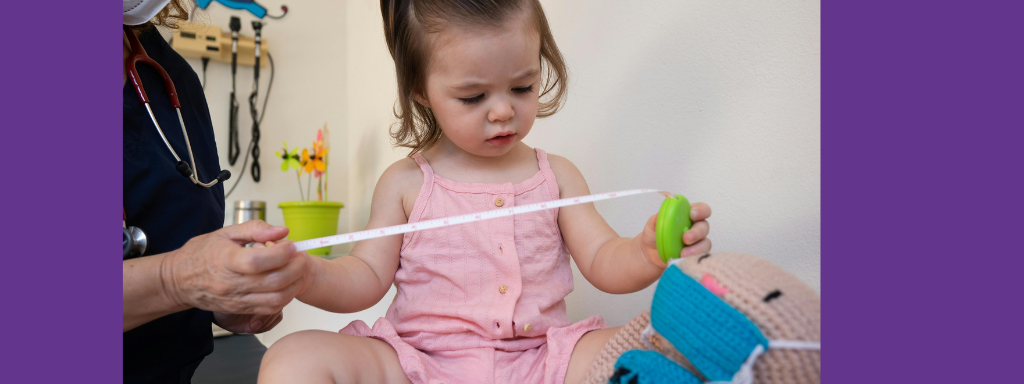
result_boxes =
[123,252,188,332]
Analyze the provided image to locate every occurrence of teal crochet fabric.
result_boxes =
[610,350,702,384]
[650,265,768,381]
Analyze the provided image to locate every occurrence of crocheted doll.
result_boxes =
[582,252,820,384]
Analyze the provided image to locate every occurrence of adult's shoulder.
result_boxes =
[139,26,199,81]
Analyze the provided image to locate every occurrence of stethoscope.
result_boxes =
[123,25,232,259]
[124,208,147,259]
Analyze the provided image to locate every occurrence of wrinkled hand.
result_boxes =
[210,240,313,333]
[162,220,314,315]
[213,311,283,334]
[640,202,713,267]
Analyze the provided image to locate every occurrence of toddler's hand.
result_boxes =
[640,202,713,268]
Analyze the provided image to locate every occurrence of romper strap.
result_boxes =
[406,153,436,226]
[411,153,435,183]
[536,148,552,171]
[534,148,561,199]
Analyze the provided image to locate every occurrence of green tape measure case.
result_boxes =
[655,194,692,263]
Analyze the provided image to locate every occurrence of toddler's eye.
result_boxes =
[459,94,484,105]
[513,85,534,94]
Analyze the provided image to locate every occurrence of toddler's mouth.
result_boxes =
[486,132,516,146]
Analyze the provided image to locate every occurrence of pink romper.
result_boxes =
[340,149,606,384]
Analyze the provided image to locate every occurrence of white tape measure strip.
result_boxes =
[293,188,674,252]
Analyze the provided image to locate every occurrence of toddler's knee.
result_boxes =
[260,331,335,379]
[266,330,320,357]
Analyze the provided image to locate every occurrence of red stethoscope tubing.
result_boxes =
[122,25,229,188]
[124,25,180,108]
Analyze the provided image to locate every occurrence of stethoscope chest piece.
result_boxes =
[123,226,148,259]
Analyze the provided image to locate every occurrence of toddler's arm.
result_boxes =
[548,155,712,294]
[296,162,415,313]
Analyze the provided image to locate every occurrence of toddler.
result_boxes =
[259,1,712,383]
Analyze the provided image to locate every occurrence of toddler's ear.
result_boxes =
[413,92,431,108]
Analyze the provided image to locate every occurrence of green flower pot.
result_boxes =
[279,201,344,256]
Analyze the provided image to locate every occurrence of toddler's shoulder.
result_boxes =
[544,152,576,172]
[543,152,589,194]
[376,157,426,217]
[378,157,424,194]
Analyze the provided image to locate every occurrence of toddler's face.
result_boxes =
[419,16,541,157]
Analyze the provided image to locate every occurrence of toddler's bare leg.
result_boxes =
[564,326,622,384]
[258,330,410,384]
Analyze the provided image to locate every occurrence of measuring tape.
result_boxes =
[293,189,693,263]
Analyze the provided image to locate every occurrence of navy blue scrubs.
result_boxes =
[123,27,225,383]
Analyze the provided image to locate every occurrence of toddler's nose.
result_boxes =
[488,100,515,123]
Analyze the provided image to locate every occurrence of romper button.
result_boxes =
[499,285,508,294]
[494,197,505,207]
[524,323,533,332]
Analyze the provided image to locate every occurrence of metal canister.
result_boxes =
[233,200,266,225]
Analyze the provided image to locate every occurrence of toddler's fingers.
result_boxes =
[683,221,710,245]
[689,202,712,221]
[682,238,712,258]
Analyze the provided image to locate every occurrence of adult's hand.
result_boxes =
[162,220,313,315]
[213,311,284,334]
[210,239,312,334]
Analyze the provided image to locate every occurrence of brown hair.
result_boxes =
[127,0,194,32]
[381,0,569,156]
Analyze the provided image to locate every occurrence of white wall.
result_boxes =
[537,0,821,326]
[177,4,349,231]
[183,0,819,346]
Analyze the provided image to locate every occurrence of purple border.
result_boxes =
[5,1,1022,382]
[4,2,121,382]
[824,1,1022,382]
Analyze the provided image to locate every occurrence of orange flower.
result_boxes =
[302,145,327,175]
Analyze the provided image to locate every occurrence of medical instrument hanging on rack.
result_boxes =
[167,21,275,197]
[248,20,264,183]
[169,21,270,67]
[123,25,231,189]
[196,0,288,19]
[227,16,242,165]
[223,31,275,197]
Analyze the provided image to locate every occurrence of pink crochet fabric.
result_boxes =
[341,149,606,384]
